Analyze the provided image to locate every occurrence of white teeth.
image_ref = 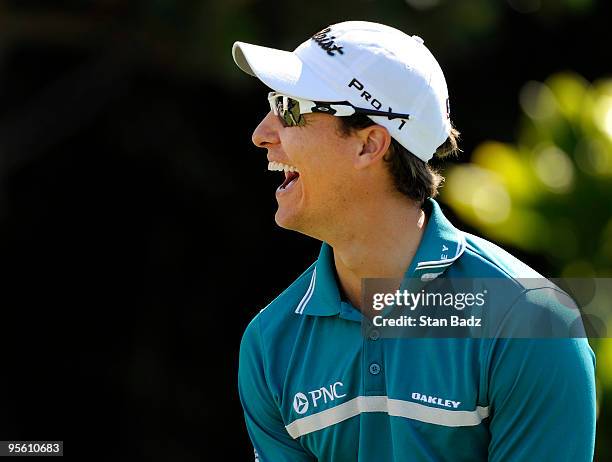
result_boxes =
[267,161,299,173]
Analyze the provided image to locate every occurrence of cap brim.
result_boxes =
[232,41,341,101]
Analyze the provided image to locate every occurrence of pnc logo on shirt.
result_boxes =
[293,393,309,414]
[293,381,347,415]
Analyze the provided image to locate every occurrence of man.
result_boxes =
[233,21,596,461]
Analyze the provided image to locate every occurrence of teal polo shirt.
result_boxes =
[238,198,596,462]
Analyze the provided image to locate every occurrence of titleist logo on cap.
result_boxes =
[311,28,344,56]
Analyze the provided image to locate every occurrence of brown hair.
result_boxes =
[337,115,461,205]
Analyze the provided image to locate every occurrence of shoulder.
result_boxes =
[239,262,319,401]
[254,261,316,326]
[452,234,595,403]
[241,261,316,350]
[456,231,571,301]
[451,231,586,336]
[459,231,544,280]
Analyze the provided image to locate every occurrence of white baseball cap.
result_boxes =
[232,21,452,162]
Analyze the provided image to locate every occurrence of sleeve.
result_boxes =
[238,316,315,462]
[486,289,597,462]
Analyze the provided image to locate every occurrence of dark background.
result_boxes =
[0,1,609,460]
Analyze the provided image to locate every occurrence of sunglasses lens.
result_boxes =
[271,95,305,127]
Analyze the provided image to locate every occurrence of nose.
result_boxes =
[252,111,281,148]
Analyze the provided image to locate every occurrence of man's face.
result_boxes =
[252,108,363,237]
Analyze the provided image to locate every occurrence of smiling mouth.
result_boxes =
[268,161,300,191]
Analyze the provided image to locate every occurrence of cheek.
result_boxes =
[284,121,356,189]
[303,154,350,200]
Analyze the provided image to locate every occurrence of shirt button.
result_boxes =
[369,362,381,375]
[369,329,380,341]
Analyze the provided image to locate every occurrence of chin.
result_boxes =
[274,207,323,241]
[274,207,301,231]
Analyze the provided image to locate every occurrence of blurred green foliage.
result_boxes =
[443,72,612,276]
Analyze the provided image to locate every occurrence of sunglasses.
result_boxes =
[267,91,410,127]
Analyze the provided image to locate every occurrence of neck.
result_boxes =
[327,196,428,311]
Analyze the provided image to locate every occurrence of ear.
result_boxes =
[353,124,392,170]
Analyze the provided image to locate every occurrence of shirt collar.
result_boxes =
[299,198,466,317]
[405,197,467,282]
[297,243,342,316]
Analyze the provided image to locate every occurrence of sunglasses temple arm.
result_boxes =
[354,108,411,120]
